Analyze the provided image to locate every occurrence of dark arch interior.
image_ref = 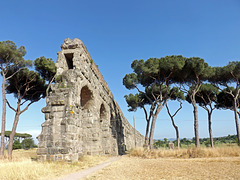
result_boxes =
[100,104,107,121]
[64,53,74,69]
[80,86,93,109]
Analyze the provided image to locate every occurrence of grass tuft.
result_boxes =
[127,146,240,159]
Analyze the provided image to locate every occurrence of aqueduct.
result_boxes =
[37,38,144,161]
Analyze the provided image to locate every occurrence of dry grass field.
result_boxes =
[0,149,108,180]
[85,156,240,180]
[0,146,240,180]
[86,147,240,180]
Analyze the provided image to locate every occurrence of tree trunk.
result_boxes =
[208,111,214,148]
[149,114,157,149]
[144,120,150,147]
[176,128,180,149]
[0,75,6,158]
[171,118,180,149]
[8,109,21,160]
[192,102,200,147]
[166,103,181,149]
[233,98,240,146]
[149,104,165,149]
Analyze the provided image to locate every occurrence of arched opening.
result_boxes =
[64,53,74,69]
[100,104,107,122]
[80,86,93,109]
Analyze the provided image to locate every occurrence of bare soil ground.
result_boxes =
[85,156,240,180]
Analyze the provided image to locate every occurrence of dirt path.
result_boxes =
[58,156,121,180]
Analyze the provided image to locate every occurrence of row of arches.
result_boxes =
[80,85,107,120]
[64,84,125,155]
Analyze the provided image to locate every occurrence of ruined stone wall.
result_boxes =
[37,38,144,161]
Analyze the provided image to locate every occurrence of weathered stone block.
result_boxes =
[42,106,51,113]
[52,100,65,106]
[59,148,68,154]
[37,148,47,155]
[52,106,65,112]
[56,155,63,161]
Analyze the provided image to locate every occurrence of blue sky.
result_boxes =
[0,0,240,141]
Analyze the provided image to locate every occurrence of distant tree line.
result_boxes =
[123,56,240,149]
[154,135,238,148]
[0,131,37,150]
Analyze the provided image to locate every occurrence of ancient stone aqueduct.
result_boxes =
[37,38,144,161]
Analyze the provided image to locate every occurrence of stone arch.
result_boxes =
[80,85,93,109]
[100,104,107,122]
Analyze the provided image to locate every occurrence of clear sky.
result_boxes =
[0,0,240,141]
